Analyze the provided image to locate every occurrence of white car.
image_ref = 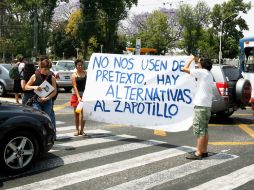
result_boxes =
[51,65,74,92]
[55,60,75,71]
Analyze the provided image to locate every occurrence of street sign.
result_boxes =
[135,39,141,55]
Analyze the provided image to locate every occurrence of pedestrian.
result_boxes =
[182,55,213,160]
[25,59,57,121]
[13,55,25,103]
[70,59,87,136]
[21,63,36,105]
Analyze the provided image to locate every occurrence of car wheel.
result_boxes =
[235,78,252,105]
[0,82,6,97]
[64,87,72,92]
[0,131,39,174]
[215,111,234,118]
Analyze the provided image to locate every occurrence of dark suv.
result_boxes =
[211,64,251,117]
[0,101,55,174]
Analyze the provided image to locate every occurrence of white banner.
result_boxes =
[83,53,196,132]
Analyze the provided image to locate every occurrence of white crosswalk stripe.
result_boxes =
[6,147,196,190]
[188,163,254,190]
[56,121,65,125]
[2,121,253,190]
[105,153,238,190]
[51,134,136,152]
[56,129,111,140]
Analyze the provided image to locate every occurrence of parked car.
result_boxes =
[55,60,75,71]
[0,64,14,97]
[0,101,55,174]
[210,64,251,117]
[55,59,89,71]
[51,65,73,92]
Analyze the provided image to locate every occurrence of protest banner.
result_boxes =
[82,53,196,132]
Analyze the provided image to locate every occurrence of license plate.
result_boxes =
[65,76,70,79]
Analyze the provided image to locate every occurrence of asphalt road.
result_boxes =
[0,91,254,189]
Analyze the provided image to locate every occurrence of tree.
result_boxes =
[210,0,251,59]
[79,0,138,57]
[97,0,138,53]
[138,11,174,54]
[177,1,210,55]
[65,9,83,48]
[123,8,182,54]
[49,22,75,59]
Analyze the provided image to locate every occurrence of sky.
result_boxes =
[129,0,254,37]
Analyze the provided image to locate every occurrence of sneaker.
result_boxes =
[185,152,202,160]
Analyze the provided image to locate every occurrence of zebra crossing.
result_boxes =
[1,121,254,190]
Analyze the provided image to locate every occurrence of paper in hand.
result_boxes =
[34,80,54,98]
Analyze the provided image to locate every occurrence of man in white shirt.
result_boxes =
[182,55,213,160]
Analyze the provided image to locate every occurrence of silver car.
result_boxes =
[51,65,74,92]
[211,64,251,117]
[0,64,14,97]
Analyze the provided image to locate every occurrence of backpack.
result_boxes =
[9,64,22,80]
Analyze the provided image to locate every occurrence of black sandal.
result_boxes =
[185,152,202,160]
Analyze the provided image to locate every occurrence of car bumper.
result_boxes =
[56,80,72,88]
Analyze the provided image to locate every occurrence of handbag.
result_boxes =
[25,95,37,106]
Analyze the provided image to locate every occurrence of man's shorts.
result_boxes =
[192,106,211,137]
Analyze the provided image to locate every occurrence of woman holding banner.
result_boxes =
[70,59,87,136]
[182,55,213,160]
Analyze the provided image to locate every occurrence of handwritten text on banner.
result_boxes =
[83,53,196,132]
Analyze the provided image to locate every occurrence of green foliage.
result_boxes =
[139,11,170,54]
[210,0,251,58]
[177,1,210,55]
[79,0,137,56]
[49,22,75,58]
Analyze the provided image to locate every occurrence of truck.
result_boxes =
[239,36,254,109]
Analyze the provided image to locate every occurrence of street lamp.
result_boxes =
[76,48,79,58]
[219,13,237,64]
[100,44,103,53]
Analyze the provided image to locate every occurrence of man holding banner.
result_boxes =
[182,55,213,160]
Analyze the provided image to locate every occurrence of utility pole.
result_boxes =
[0,0,5,62]
[219,13,237,64]
[33,6,38,62]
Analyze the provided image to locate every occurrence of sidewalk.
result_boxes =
[0,97,18,103]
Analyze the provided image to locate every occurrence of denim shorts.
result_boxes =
[193,106,211,137]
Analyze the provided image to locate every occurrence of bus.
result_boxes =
[239,36,254,109]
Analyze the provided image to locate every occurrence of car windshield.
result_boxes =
[223,67,240,81]
[52,65,68,71]
[57,62,75,70]
[1,64,12,71]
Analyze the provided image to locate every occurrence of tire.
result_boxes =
[215,111,234,118]
[0,131,39,174]
[0,82,6,97]
[235,78,252,105]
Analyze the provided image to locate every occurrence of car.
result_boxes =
[210,64,251,117]
[0,64,14,97]
[55,60,75,71]
[0,101,55,174]
[51,65,73,92]
[55,59,89,70]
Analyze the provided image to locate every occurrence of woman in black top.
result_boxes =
[70,59,87,136]
[25,59,57,118]
[21,63,36,105]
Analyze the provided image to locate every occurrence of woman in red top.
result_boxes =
[70,59,87,136]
